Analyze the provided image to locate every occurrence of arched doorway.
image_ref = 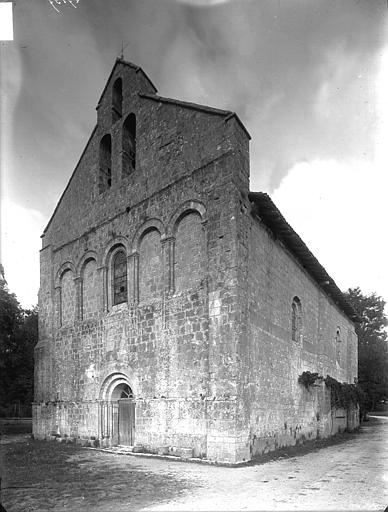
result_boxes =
[100,373,135,446]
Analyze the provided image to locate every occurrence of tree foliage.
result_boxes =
[0,276,38,416]
[344,287,388,411]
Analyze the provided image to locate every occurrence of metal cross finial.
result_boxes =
[120,41,130,60]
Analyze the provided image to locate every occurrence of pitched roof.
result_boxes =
[249,192,360,323]
[139,93,251,139]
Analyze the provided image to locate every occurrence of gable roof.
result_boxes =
[249,192,360,323]
[139,93,251,140]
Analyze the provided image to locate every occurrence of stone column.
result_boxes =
[98,265,108,312]
[74,276,83,320]
[55,285,62,327]
[131,252,139,304]
[162,236,175,293]
[126,254,133,303]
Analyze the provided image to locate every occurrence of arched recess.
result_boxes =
[122,113,136,177]
[59,266,76,327]
[76,250,100,276]
[99,134,112,194]
[112,77,123,123]
[131,218,165,254]
[99,372,135,446]
[138,227,164,302]
[80,257,98,320]
[168,201,207,292]
[168,200,207,237]
[55,261,77,288]
[174,210,207,291]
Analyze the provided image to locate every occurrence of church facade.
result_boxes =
[33,59,359,463]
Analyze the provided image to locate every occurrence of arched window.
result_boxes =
[112,78,122,123]
[291,297,302,341]
[122,113,136,177]
[99,134,112,194]
[336,326,342,363]
[113,250,127,305]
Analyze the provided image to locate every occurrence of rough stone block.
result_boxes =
[178,447,194,459]
[157,446,170,456]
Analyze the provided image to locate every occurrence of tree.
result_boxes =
[344,287,388,411]
[0,272,38,416]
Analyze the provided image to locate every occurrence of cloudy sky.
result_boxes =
[1,0,387,312]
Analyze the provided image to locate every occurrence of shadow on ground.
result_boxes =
[241,417,383,468]
[0,439,197,512]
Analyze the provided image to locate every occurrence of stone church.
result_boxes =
[33,59,359,463]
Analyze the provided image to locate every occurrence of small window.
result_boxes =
[291,297,302,341]
[122,113,136,176]
[99,134,112,193]
[335,327,341,342]
[113,250,127,305]
[112,78,122,123]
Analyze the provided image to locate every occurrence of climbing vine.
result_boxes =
[297,371,322,388]
[298,371,366,409]
[324,375,366,409]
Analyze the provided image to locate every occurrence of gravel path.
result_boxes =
[1,417,387,511]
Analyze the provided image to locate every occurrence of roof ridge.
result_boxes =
[248,191,360,323]
[139,93,251,139]
[139,92,232,116]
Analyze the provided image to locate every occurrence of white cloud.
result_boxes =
[272,44,388,310]
[273,157,387,304]
[375,43,388,166]
[0,199,45,308]
[0,3,13,41]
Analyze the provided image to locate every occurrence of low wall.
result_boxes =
[0,418,32,434]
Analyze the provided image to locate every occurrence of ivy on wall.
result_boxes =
[298,371,366,409]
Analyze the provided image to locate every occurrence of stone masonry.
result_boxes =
[33,59,359,463]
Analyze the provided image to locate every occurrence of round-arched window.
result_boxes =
[113,250,127,305]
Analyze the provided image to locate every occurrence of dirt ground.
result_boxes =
[1,417,387,512]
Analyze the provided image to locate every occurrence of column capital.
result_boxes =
[162,236,176,245]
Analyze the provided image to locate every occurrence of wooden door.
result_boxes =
[118,399,135,446]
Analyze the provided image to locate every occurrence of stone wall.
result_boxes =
[237,214,359,459]
[35,59,250,462]
[34,59,358,464]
